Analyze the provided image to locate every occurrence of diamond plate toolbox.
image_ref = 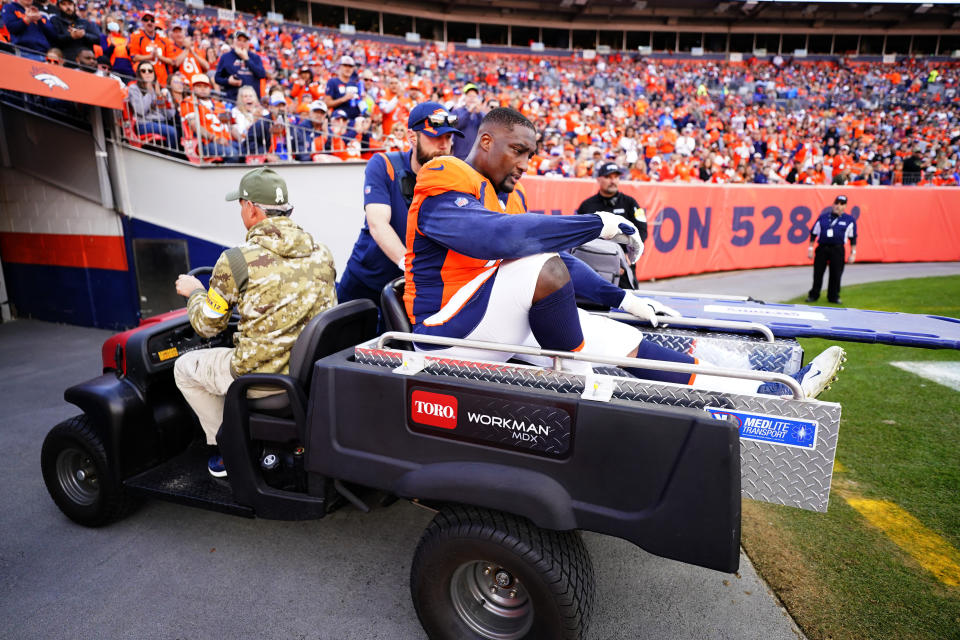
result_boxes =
[356,339,840,512]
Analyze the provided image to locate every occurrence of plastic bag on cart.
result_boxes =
[570,238,637,289]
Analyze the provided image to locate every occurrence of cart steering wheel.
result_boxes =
[187,266,214,278]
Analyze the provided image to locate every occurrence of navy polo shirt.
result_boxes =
[342,151,413,289]
[810,212,857,246]
[325,76,363,121]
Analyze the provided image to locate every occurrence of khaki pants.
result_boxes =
[174,348,237,445]
[173,348,283,445]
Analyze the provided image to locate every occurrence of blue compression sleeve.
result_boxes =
[417,192,603,260]
[559,251,627,309]
[625,340,696,385]
[528,280,584,352]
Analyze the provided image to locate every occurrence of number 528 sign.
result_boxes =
[649,203,860,254]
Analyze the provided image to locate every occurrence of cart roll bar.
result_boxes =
[374,332,804,400]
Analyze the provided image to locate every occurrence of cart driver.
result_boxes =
[173,168,336,478]
[403,108,846,398]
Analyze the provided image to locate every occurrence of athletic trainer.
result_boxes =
[337,101,462,324]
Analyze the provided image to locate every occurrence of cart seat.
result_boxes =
[381,277,411,334]
[238,300,379,441]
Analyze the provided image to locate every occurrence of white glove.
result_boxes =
[848,249,856,264]
[807,246,814,260]
[619,294,681,328]
[593,211,639,242]
[396,257,405,271]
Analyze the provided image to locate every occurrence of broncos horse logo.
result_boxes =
[33,73,70,91]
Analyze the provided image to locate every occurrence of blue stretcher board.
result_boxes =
[636,295,960,350]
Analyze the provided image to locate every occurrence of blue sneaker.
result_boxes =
[757,346,845,399]
[207,454,227,478]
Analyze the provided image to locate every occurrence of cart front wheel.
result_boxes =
[41,414,135,527]
[410,505,594,640]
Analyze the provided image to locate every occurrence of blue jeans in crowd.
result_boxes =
[136,121,180,151]
[202,140,242,163]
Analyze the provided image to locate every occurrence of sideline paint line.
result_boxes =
[890,361,960,392]
[843,495,960,588]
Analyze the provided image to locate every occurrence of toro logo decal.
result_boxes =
[411,390,458,429]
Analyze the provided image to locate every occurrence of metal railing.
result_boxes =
[120,84,390,165]
[0,43,391,165]
[375,331,805,399]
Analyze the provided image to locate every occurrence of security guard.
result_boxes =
[806,194,857,304]
[173,168,337,477]
[575,162,648,242]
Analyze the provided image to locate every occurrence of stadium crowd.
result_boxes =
[3,0,959,185]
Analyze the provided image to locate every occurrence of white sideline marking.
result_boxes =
[890,361,960,392]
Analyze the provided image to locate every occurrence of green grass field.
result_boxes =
[741,275,960,640]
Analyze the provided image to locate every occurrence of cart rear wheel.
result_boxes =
[410,505,594,640]
[41,414,135,527]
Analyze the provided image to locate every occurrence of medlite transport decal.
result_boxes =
[707,407,818,450]
[408,386,572,458]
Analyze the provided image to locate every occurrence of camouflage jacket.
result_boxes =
[187,216,337,377]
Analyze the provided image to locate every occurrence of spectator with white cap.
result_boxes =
[324,54,363,127]
[261,91,295,161]
[293,100,335,162]
[214,29,266,102]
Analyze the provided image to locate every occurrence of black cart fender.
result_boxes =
[394,462,576,530]
[63,374,157,479]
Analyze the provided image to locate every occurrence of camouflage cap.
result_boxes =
[225,167,290,207]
